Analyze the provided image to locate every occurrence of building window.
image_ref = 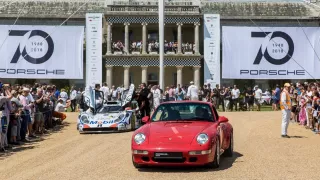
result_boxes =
[173,73,177,86]
[148,73,158,81]
[129,72,134,84]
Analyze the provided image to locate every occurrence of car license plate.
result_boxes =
[155,153,169,157]
[154,152,182,157]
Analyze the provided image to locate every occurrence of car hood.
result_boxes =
[148,121,211,145]
[91,112,122,120]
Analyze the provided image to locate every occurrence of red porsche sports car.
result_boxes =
[131,101,233,168]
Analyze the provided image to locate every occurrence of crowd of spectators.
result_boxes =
[110,40,195,54]
[0,82,76,153]
[280,82,320,134]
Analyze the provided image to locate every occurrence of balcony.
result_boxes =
[107,41,197,55]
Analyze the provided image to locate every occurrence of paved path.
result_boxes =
[0,111,319,180]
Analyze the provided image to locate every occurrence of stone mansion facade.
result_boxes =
[0,0,319,89]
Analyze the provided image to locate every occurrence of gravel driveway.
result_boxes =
[0,111,319,180]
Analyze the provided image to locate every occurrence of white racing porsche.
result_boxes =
[77,84,141,133]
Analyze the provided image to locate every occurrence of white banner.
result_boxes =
[0,25,84,79]
[86,13,103,88]
[222,26,320,79]
[204,14,221,87]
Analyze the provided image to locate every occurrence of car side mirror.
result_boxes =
[142,116,150,123]
[218,116,228,123]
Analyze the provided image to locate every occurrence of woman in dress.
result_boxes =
[299,91,307,126]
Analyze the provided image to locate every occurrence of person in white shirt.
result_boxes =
[100,82,110,103]
[231,85,240,111]
[55,98,67,112]
[152,85,161,110]
[280,83,291,138]
[59,89,68,105]
[254,85,263,111]
[187,81,199,101]
[70,86,77,112]
[110,86,118,101]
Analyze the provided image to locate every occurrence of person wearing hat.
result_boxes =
[187,81,198,101]
[280,83,292,138]
[53,98,67,121]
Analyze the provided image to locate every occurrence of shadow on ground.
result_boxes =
[137,151,243,173]
[0,122,70,159]
[289,135,306,138]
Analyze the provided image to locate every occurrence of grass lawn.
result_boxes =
[216,104,273,112]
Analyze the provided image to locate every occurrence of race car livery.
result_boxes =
[77,84,141,133]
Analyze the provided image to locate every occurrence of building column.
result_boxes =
[141,66,148,84]
[106,65,113,87]
[142,22,148,54]
[177,23,183,54]
[193,66,201,88]
[194,22,200,55]
[106,22,112,55]
[123,66,130,89]
[176,66,183,86]
[124,22,130,54]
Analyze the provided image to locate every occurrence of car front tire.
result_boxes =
[224,132,233,157]
[132,155,144,169]
[206,138,220,168]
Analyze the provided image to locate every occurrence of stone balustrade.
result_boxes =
[201,2,314,18]
[0,0,318,18]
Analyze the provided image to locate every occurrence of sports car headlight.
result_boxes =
[80,115,89,124]
[196,133,209,145]
[134,133,146,145]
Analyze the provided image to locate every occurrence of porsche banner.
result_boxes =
[222,26,320,79]
[0,25,84,79]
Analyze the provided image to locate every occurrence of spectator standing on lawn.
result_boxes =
[254,85,263,111]
[69,86,77,112]
[231,85,240,111]
[272,84,281,111]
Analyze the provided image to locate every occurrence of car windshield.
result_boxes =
[151,103,216,122]
[97,106,122,113]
